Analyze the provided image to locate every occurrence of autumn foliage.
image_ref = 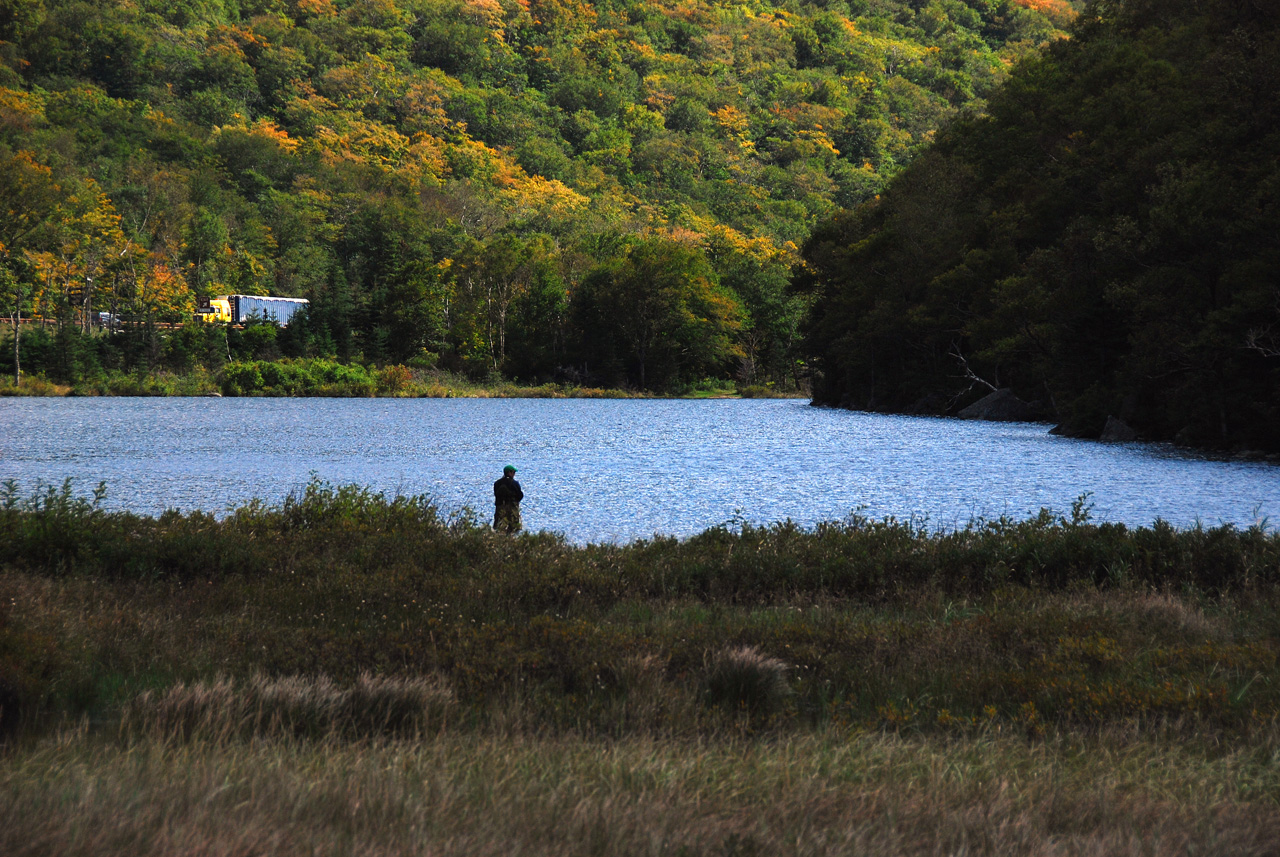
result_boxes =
[1012,0,1078,28]
[0,0,1070,391]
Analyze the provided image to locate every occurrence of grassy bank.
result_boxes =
[2,481,1279,852]
[0,362,643,399]
[0,361,803,399]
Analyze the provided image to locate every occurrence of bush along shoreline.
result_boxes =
[0,360,802,399]
[2,479,1279,744]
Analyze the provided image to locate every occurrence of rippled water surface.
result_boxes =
[2,397,1276,543]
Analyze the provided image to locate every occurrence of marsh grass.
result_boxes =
[2,727,1279,856]
[0,362,779,399]
[4,481,1280,852]
[121,672,455,742]
[3,479,1280,738]
[2,362,653,399]
[215,359,658,398]
[703,645,792,716]
[0,375,69,396]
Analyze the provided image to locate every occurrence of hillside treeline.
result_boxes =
[800,0,1280,449]
[0,0,1069,391]
[2,0,1070,393]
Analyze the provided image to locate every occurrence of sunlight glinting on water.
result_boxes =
[2,397,1277,544]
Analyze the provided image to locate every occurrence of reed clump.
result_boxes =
[703,645,791,717]
[121,672,455,742]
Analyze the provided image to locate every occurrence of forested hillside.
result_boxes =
[801,0,1280,450]
[0,0,1070,390]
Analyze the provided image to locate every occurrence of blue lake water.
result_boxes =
[1,397,1276,544]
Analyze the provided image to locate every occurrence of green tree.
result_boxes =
[802,0,1280,449]
[575,238,743,390]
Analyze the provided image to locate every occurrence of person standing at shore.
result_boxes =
[493,465,523,533]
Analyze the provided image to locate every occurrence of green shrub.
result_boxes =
[220,362,265,396]
[217,359,379,396]
[5,480,1280,738]
[0,480,108,573]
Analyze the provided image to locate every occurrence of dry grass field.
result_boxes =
[3,481,1279,854]
[5,725,1279,856]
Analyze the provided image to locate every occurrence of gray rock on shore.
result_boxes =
[1099,415,1138,442]
[956,388,1040,422]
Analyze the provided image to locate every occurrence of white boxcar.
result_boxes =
[228,295,309,326]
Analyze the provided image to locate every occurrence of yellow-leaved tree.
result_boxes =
[0,149,59,384]
[24,179,132,332]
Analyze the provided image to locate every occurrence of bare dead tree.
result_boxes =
[1245,327,1280,358]
[1243,295,1280,357]
[949,341,998,391]
[942,341,1004,411]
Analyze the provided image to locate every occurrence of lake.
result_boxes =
[2,397,1277,544]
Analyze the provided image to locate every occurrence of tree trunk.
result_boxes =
[11,310,19,387]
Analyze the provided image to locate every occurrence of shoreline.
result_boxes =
[0,371,806,401]
[808,400,1280,463]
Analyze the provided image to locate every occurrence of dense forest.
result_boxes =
[800,0,1280,450]
[0,0,1072,391]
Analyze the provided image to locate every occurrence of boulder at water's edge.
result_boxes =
[1099,416,1139,442]
[956,388,1040,422]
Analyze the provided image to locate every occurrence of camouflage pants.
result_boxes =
[494,503,522,533]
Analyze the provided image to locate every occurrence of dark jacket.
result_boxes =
[494,475,523,507]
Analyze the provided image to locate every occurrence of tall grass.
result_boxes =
[0,375,69,396]
[703,645,791,716]
[4,480,1278,593]
[3,479,1279,741]
[4,481,1280,852]
[2,727,1278,856]
[121,672,455,742]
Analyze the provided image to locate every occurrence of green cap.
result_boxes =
[503,464,517,473]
